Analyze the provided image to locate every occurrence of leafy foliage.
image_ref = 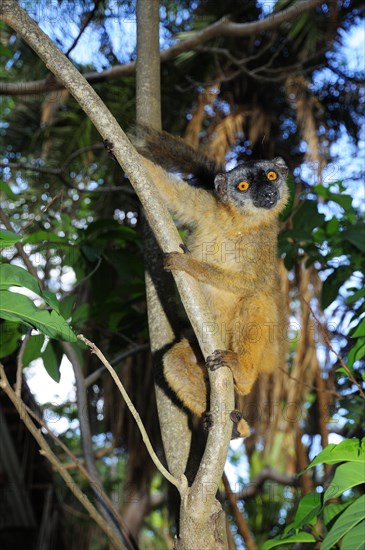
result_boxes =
[263,439,365,549]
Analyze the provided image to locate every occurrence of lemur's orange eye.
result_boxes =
[237,181,250,191]
[267,170,278,181]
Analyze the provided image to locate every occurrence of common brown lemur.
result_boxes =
[131,126,289,437]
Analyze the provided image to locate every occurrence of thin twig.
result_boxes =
[0,207,39,279]
[77,334,183,492]
[0,0,323,96]
[62,143,105,167]
[85,342,150,387]
[0,364,126,550]
[15,332,30,397]
[62,341,130,544]
[303,298,365,399]
[0,161,63,176]
[24,403,119,501]
[232,466,298,500]
[222,472,258,550]
[72,256,102,289]
[278,366,341,398]
[0,160,129,193]
[24,380,127,537]
[63,445,116,470]
[64,0,101,57]
[25,403,96,477]
[19,188,64,233]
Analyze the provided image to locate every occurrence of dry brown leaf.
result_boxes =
[184,85,220,148]
[285,76,326,177]
[248,107,271,148]
[205,110,245,164]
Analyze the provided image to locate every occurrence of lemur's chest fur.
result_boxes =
[189,213,278,279]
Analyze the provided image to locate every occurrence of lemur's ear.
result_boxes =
[273,157,288,177]
[214,173,228,200]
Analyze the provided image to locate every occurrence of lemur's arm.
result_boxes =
[139,157,217,226]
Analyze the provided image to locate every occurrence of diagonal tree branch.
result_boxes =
[0,5,237,545]
[222,472,257,550]
[78,334,184,491]
[0,201,136,548]
[135,0,193,488]
[0,0,216,355]
[0,0,323,96]
[62,341,137,549]
[0,364,127,550]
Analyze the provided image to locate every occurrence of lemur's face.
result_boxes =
[214,158,289,215]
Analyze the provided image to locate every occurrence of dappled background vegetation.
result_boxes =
[0,1,364,549]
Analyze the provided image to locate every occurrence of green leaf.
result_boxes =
[0,263,41,295]
[352,318,365,338]
[0,229,22,247]
[0,264,60,313]
[321,495,365,550]
[346,288,365,304]
[72,303,91,326]
[292,200,325,233]
[22,231,67,245]
[324,462,365,502]
[22,335,61,381]
[342,226,365,253]
[321,266,351,309]
[323,501,352,527]
[288,12,311,39]
[325,217,339,235]
[336,367,349,376]
[261,531,316,549]
[315,183,328,198]
[316,181,351,200]
[42,341,61,382]
[279,175,295,221]
[347,338,365,369]
[0,321,22,358]
[0,291,77,342]
[22,334,44,366]
[41,290,60,313]
[292,492,322,528]
[59,295,76,319]
[327,193,353,211]
[340,519,365,550]
[0,180,17,200]
[308,439,365,470]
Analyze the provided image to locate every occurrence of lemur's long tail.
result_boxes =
[128,125,222,188]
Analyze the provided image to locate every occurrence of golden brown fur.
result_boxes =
[133,130,289,437]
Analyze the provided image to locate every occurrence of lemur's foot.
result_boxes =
[206,349,238,371]
[203,412,214,431]
[230,410,250,439]
[179,243,190,254]
[203,409,250,439]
